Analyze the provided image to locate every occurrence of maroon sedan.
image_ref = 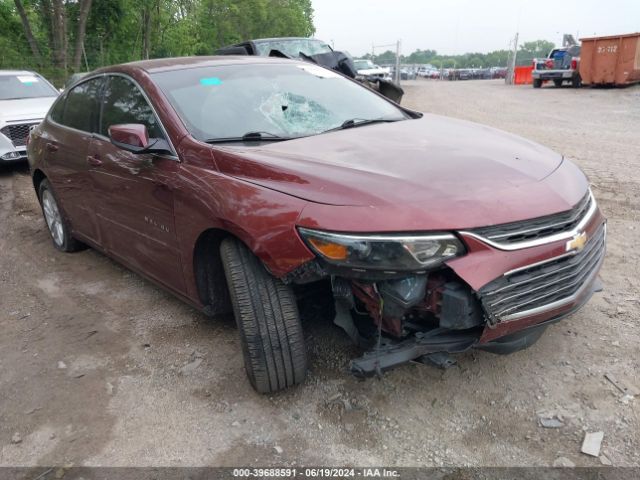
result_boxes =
[27,57,605,393]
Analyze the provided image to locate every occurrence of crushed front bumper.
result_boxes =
[350,273,603,376]
[349,199,606,376]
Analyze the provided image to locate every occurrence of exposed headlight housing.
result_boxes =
[298,227,465,272]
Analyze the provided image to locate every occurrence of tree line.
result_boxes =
[366,40,556,68]
[0,0,556,86]
[0,0,314,85]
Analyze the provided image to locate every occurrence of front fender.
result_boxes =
[174,163,315,303]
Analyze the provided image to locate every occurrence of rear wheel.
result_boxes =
[38,179,84,252]
[533,78,542,88]
[220,238,307,393]
[571,74,582,88]
[553,79,563,87]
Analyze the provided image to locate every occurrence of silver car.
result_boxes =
[0,70,58,162]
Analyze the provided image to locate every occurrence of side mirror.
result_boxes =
[108,124,151,153]
[108,124,173,155]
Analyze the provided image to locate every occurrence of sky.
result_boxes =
[313,0,640,57]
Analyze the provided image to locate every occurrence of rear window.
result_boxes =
[253,39,332,58]
[0,74,58,100]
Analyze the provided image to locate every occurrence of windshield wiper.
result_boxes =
[205,131,297,144]
[323,117,401,134]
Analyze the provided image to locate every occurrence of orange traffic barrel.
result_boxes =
[580,32,640,86]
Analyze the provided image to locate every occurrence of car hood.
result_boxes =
[215,114,566,210]
[0,97,56,124]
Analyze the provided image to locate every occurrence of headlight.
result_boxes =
[1,151,22,160]
[298,228,465,271]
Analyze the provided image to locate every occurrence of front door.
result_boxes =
[89,75,184,293]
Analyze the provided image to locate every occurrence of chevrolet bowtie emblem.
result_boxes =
[566,231,588,253]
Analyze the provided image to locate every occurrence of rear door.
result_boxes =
[45,77,103,243]
[88,74,184,293]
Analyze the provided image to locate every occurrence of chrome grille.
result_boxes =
[478,222,606,324]
[0,123,38,147]
[469,191,592,245]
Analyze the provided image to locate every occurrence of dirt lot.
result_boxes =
[1,79,639,468]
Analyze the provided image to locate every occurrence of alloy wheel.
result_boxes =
[42,190,64,247]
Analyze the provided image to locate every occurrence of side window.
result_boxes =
[101,76,164,139]
[62,78,102,132]
[49,95,66,123]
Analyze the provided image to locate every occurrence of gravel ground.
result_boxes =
[1,79,639,468]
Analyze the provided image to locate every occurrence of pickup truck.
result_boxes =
[532,45,581,88]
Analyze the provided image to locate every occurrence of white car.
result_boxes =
[0,70,58,162]
[353,59,391,80]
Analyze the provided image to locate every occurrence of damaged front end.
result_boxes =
[346,274,484,376]
[286,228,486,376]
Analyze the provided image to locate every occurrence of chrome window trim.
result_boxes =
[47,73,104,131]
[103,73,178,159]
[47,72,179,161]
[460,190,597,251]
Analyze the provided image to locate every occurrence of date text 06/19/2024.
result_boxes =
[232,468,400,478]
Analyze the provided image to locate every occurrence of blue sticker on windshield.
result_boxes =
[200,77,222,86]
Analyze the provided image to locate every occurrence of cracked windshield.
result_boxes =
[153,63,407,141]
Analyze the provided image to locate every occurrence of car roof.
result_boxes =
[98,55,297,74]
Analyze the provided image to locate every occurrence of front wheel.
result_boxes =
[220,238,307,393]
[39,179,84,252]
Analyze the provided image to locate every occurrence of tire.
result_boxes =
[553,79,563,87]
[220,238,307,393]
[533,79,542,88]
[38,179,84,252]
[571,74,582,88]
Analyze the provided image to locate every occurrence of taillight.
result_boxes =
[570,57,578,70]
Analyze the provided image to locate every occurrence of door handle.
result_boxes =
[45,142,58,153]
[87,155,103,167]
